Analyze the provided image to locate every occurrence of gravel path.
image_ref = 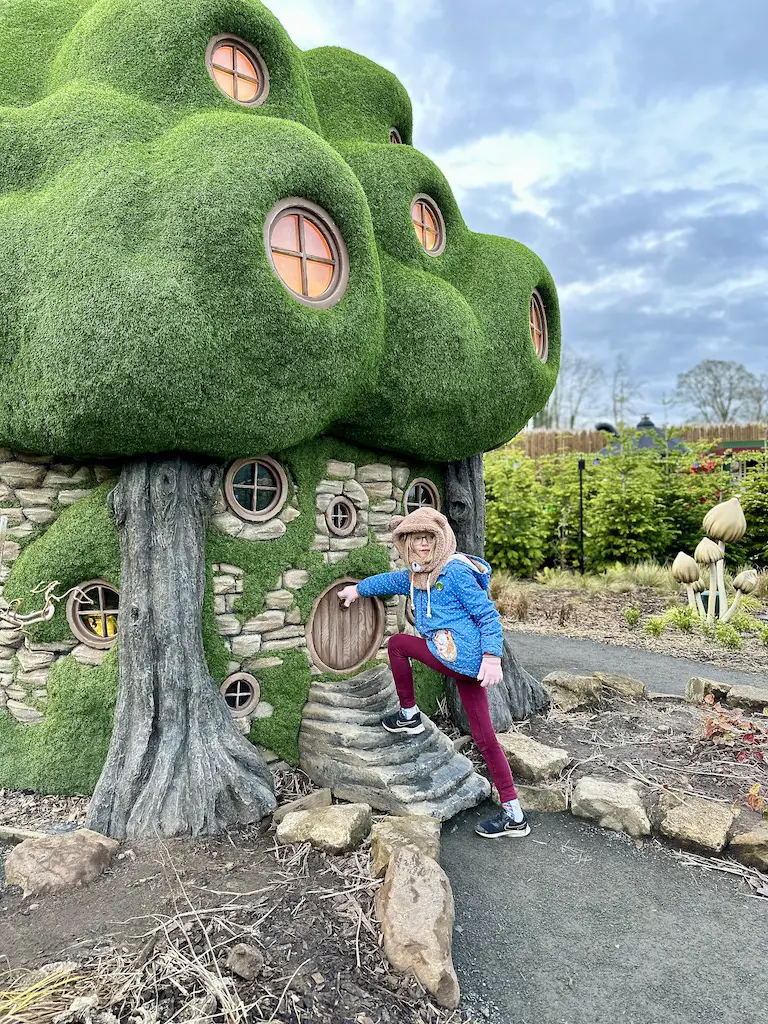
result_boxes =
[442,807,767,1024]
[508,631,764,696]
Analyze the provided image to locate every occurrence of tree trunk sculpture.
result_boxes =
[444,455,549,733]
[86,457,276,839]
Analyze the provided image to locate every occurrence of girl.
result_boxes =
[337,506,529,839]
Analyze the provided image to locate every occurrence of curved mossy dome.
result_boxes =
[0,0,559,462]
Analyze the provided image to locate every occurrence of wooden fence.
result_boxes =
[494,424,768,460]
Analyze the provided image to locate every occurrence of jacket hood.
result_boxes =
[391,507,457,590]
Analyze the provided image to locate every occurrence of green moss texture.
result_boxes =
[0,0,559,463]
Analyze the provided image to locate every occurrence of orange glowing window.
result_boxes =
[269,209,339,301]
[206,36,269,106]
[411,195,445,255]
[530,290,548,362]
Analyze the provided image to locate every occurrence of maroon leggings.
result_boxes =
[386,633,518,803]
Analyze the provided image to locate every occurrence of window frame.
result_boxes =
[411,194,446,256]
[220,672,261,717]
[205,34,270,107]
[66,579,120,650]
[224,456,289,523]
[404,478,441,515]
[325,496,358,537]
[530,289,548,363]
[264,198,349,309]
[389,127,403,144]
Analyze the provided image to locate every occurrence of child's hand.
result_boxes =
[477,654,503,688]
[337,584,360,608]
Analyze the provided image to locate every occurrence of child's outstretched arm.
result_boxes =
[338,570,410,606]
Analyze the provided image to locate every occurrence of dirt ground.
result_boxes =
[501,585,768,671]
[0,776,474,1024]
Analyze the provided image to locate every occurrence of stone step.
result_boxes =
[299,723,447,769]
[386,756,476,805]
[307,682,397,711]
[311,666,393,700]
[325,769,491,822]
[302,700,397,728]
[300,727,455,780]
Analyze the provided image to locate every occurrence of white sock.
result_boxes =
[503,798,524,823]
[401,705,420,720]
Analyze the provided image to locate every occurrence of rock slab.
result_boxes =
[725,685,768,714]
[5,829,120,896]
[493,784,567,813]
[497,732,570,782]
[273,788,333,824]
[592,672,646,699]
[728,826,768,871]
[375,847,460,1009]
[276,803,372,854]
[542,671,602,711]
[657,792,734,854]
[571,777,651,838]
[371,815,442,878]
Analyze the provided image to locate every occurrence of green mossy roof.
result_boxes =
[0,0,559,462]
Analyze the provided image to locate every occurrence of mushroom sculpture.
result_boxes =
[694,537,725,624]
[672,551,702,613]
[701,496,747,618]
[721,569,758,625]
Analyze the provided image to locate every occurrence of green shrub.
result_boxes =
[623,602,640,628]
[485,446,548,576]
[715,621,742,650]
[643,615,666,637]
[670,606,696,633]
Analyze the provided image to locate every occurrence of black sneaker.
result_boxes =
[475,809,531,839]
[381,710,425,736]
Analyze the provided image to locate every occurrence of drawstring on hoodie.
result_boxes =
[410,562,433,618]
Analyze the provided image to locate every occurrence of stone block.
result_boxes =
[657,792,734,854]
[326,460,356,479]
[329,536,367,551]
[213,575,237,595]
[253,701,274,719]
[5,829,120,896]
[0,462,46,488]
[265,589,294,610]
[371,815,442,878]
[0,627,23,646]
[279,506,300,524]
[728,826,768,870]
[231,634,262,659]
[371,499,397,514]
[226,661,241,675]
[362,481,393,500]
[57,489,93,507]
[243,610,285,634]
[262,636,307,652]
[725,685,768,713]
[248,656,284,670]
[316,480,344,496]
[571,777,651,837]
[216,614,242,637]
[22,508,57,525]
[497,732,570,782]
[7,699,44,724]
[0,541,20,564]
[262,625,303,641]
[326,551,349,565]
[15,647,55,672]
[685,676,732,704]
[18,669,50,689]
[392,467,410,489]
[238,518,286,542]
[311,535,330,551]
[592,672,646,699]
[212,512,245,537]
[71,643,110,667]
[0,507,23,524]
[219,563,245,576]
[0,645,15,661]
[357,464,393,483]
[213,596,227,615]
[375,848,459,1010]
[273,788,333,824]
[43,468,91,487]
[315,493,334,513]
[284,570,310,590]
[15,488,57,507]
[493,784,567,813]
[542,671,602,711]
[342,480,370,506]
[285,607,302,625]
[7,522,34,539]
[276,802,372,854]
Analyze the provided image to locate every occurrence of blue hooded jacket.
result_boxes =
[357,553,503,678]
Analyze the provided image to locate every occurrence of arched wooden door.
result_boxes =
[307,577,385,674]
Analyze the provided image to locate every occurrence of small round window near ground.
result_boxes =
[530,289,548,363]
[66,580,120,649]
[411,194,446,255]
[220,673,261,717]
[389,128,403,144]
[325,496,357,537]
[404,478,441,515]
[265,199,349,308]
[225,457,288,522]
[206,35,269,106]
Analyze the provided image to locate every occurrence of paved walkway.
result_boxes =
[442,808,767,1024]
[508,631,764,696]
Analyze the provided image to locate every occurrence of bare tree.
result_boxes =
[611,354,643,427]
[530,351,603,429]
[740,372,768,423]
[676,360,761,423]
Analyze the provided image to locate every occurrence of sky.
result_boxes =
[267,0,768,427]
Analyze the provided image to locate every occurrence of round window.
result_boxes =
[530,290,548,363]
[220,672,261,717]
[389,128,403,144]
[224,457,288,522]
[325,496,357,537]
[66,580,120,649]
[206,35,269,106]
[411,194,445,255]
[265,199,349,308]
[404,478,441,515]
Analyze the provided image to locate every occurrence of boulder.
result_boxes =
[497,732,570,782]
[725,685,768,714]
[571,777,651,838]
[684,677,732,704]
[371,815,442,878]
[657,793,734,854]
[276,803,372,854]
[728,826,768,871]
[272,788,333,824]
[4,829,120,896]
[493,784,567,813]
[592,672,646,699]
[375,847,460,1009]
[541,671,602,711]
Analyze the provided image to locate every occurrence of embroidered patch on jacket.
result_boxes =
[435,582,444,591]
[433,629,457,662]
